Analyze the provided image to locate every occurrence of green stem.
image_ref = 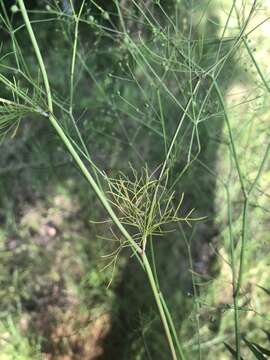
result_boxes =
[70,0,85,114]
[142,254,178,360]
[226,186,240,358]
[49,114,142,252]
[17,0,53,113]
[18,0,140,253]
[160,292,186,360]
[17,1,179,358]
[68,0,101,188]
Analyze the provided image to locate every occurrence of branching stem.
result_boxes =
[17,1,182,358]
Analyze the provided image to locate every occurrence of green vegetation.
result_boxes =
[0,0,269,359]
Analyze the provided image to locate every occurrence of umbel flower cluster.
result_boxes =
[106,166,201,249]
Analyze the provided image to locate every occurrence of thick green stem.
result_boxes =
[17,1,179,358]
[17,0,140,255]
[49,117,179,360]
[48,114,142,253]
[17,0,53,113]
[142,254,178,360]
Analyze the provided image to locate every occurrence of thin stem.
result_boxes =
[243,36,270,93]
[214,83,247,199]
[68,0,101,188]
[70,0,85,114]
[226,186,240,357]
[234,199,249,298]
[143,79,200,252]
